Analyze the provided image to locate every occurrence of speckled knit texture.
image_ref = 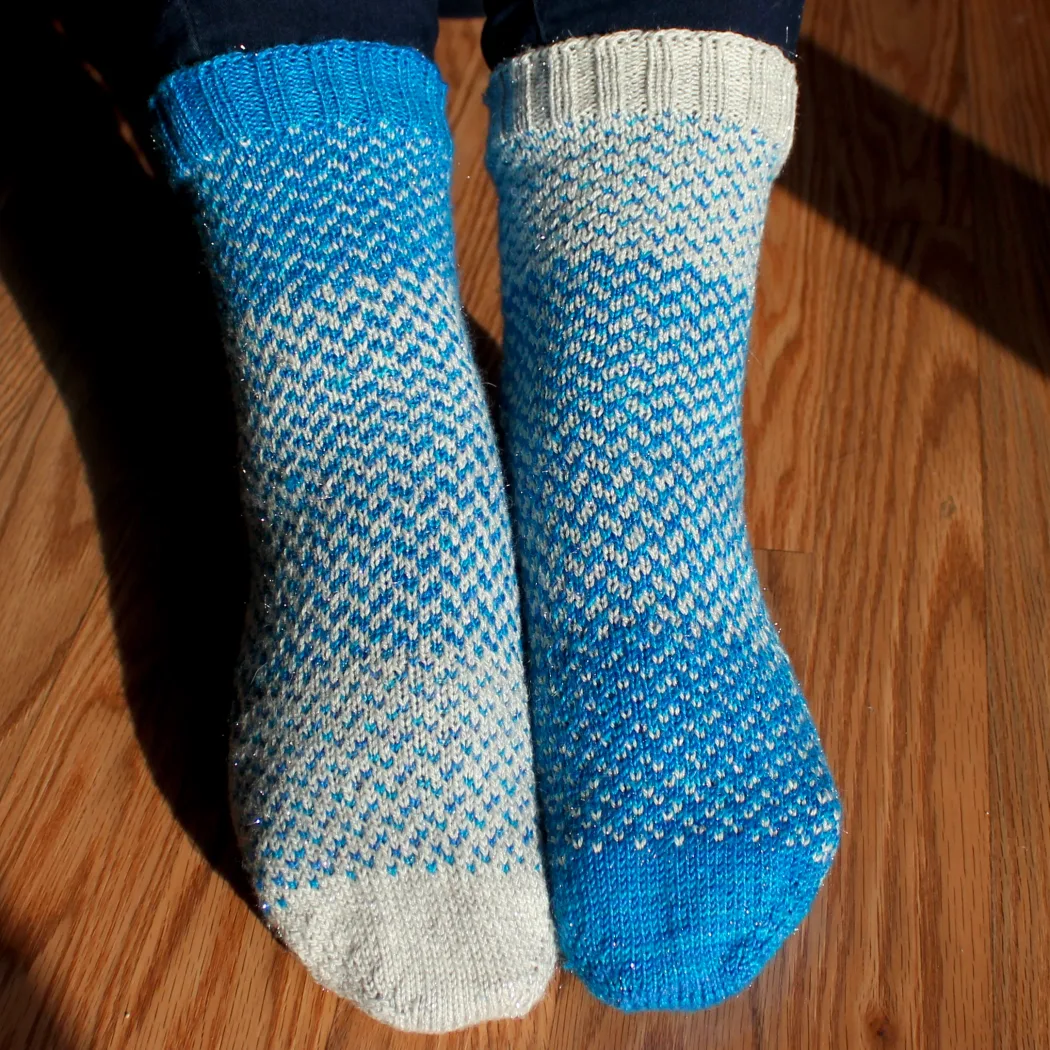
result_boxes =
[152,41,555,1033]
[487,30,841,1011]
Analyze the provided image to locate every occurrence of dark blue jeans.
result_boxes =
[153,0,803,80]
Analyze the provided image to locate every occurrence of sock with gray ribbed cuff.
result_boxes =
[152,40,555,1033]
[487,30,841,1012]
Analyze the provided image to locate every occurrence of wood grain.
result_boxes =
[964,1,1050,1046]
[806,220,989,1048]
[744,188,830,553]
[0,3,1047,1048]
[0,284,103,801]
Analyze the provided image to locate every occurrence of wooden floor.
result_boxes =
[1,0,1048,1046]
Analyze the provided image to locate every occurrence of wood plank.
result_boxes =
[0,282,104,800]
[773,8,994,1038]
[745,191,831,553]
[801,0,969,126]
[964,1,1050,1046]
[803,219,990,1047]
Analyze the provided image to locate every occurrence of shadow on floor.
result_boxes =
[0,7,251,900]
[0,3,1047,930]
[783,39,1050,375]
[0,917,80,1049]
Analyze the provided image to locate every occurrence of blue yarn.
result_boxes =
[153,41,446,161]
[489,87,842,1009]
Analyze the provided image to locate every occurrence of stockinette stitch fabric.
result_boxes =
[152,40,555,1033]
[486,30,842,1012]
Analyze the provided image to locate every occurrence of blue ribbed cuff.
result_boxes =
[152,40,448,168]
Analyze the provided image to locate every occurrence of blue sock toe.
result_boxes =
[561,823,837,1010]
[540,633,840,1010]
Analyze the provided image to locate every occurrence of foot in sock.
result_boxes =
[486,30,841,1011]
[152,41,555,1032]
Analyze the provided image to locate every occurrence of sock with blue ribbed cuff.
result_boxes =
[152,41,555,1033]
[486,30,841,1012]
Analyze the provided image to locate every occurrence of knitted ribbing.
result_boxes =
[153,41,555,1032]
[487,30,840,1012]
[486,29,796,144]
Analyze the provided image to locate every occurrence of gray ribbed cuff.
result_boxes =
[486,30,797,150]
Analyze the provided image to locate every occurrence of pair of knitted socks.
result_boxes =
[153,28,840,1034]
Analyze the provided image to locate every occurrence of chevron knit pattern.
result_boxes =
[153,41,555,1033]
[487,30,841,1012]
